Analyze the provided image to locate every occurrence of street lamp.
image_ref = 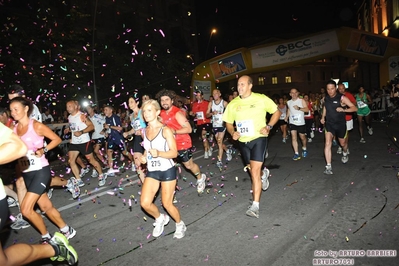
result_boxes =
[205,28,216,60]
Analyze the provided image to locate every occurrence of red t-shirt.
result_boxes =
[344,92,356,121]
[160,106,192,150]
[191,100,211,125]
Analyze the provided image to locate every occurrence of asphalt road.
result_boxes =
[2,117,399,266]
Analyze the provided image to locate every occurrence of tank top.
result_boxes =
[68,111,91,144]
[14,119,49,172]
[90,113,106,140]
[287,98,305,126]
[325,93,345,125]
[278,105,287,120]
[211,99,225,127]
[160,106,192,150]
[130,109,146,130]
[143,126,175,171]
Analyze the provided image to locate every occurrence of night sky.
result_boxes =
[195,0,359,60]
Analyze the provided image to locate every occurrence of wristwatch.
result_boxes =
[267,124,273,129]
[43,147,48,154]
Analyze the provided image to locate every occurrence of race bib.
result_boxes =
[290,114,301,122]
[280,113,286,120]
[196,111,204,120]
[236,120,255,136]
[132,119,142,130]
[18,150,42,172]
[147,154,162,171]
[212,113,223,127]
[357,101,367,108]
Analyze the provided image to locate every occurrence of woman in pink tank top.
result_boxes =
[10,97,77,244]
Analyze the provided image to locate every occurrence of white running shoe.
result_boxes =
[91,169,98,178]
[261,168,270,191]
[226,148,233,161]
[152,214,170,238]
[98,173,107,187]
[173,221,187,239]
[10,213,31,230]
[337,147,342,154]
[79,167,90,178]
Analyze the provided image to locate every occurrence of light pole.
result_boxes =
[205,28,216,60]
[92,0,98,107]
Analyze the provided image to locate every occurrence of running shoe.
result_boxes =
[261,168,270,191]
[173,221,187,239]
[196,173,206,194]
[7,197,18,208]
[41,234,52,245]
[204,151,209,159]
[106,168,116,177]
[246,205,259,218]
[302,150,308,158]
[332,139,337,146]
[337,147,342,154]
[66,177,80,199]
[152,214,170,238]
[216,160,223,172]
[359,138,366,143]
[10,213,30,230]
[282,138,286,143]
[341,154,349,164]
[307,138,312,143]
[226,148,233,161]
[323,165,333,175]
[292,154,301,161]
[367,126,373,136]
[91,169,98,178]
[79,167,90,178]
[47,188,54,199]
[61,226,77,240]
[49,232,78,265]
[98,173,107,187]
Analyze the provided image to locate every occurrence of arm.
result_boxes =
[34,121,62,157]
[285,104,290,122]
[339,96,358,113]
[261,109,282,136]
[205,101,213,118]
[0,131,27,164]
[320,106,326,124]
[174,111,192,134]
[300,99,309,113]
[226,122,240,140]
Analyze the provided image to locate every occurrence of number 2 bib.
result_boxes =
[18,150,42,173]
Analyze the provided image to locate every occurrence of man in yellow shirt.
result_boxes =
[223,75,281,218]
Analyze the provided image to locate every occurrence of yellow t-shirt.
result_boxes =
[223,92,278,142]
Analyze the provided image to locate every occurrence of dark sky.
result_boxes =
[195,0,359,60]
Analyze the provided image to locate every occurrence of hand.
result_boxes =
[260,126,270,136]
[139,155,147,164]
[149,149,159,158]
[231,131,240,141]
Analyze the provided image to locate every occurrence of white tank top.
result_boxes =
[143,127,175,171]
[211,99,225,128]
[287,98,305,126]
[68,111,91,144]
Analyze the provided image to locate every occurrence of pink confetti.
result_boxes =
[147,234,151,239]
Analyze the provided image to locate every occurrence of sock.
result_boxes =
[60,225,69,234]
[42,232,51,239]
[252,201,259,209]
[326,164,331,168]
[156,214,164,222]
[176,220,184,226]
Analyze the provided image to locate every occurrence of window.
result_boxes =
[272,76,278,84]
[258,76,265,85]
[285,75,292,83]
